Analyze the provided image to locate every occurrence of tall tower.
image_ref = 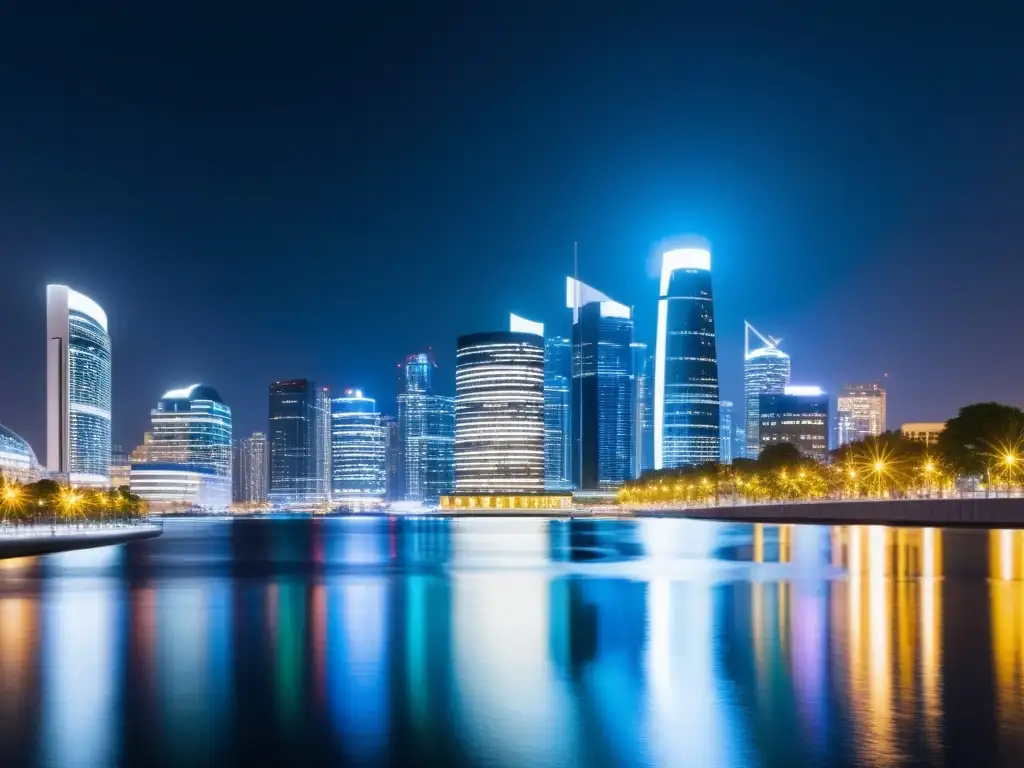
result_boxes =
[543,337,572,490]
[330,389,387,503]
[268,379,320,507]
[654,247,720,469]
[837,382,887,446]
[398,352,455,503]
[46,285,112,486]
[630,342,651,478]
[743,321,791,459]
[233,431,268,504]
[719,400,733,464]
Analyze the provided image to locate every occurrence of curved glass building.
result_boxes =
[743,322,791,459]
[46,285,112,486]
[331,389,387,503]
[454,331,545,494]
[654,248,720,468]
[0,423,40,483]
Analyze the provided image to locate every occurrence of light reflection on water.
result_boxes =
[2,518,1024,765]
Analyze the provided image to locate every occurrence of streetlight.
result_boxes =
[873,460,886,498]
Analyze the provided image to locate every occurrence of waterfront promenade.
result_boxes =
[0,522,163,558]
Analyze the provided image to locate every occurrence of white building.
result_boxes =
[837,382,887,446]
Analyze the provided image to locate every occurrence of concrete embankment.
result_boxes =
[0,525,162,559]
[637,497,1024,528]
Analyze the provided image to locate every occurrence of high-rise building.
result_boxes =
[743,321,791,460]
[382,415,400,500]
[110,444,130,489]
[233,431,268,504]
[630,342,654,478]
[837,382,887,446]
[268,379,321,507]
[901,422,945,446]
[0,423,41,484]
[330,389,387,503]
[130,384,232,510]
[543,336,573,490]
[566,278,635,490]
[759,386,829,462]
[397,353,455,503]
[453,329,545,495]
[315,386,332,502]
[719,400,733,464]
[46,285,111,486]
[654,247,720,468]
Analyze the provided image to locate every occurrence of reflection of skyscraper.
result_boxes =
[233,431,268,503]
[46,284,112,485]
[398,353,455,503]
[837,382,887,446]
[655,248,720,468]
[744,321,791,460]
[567,278,635,489]
[719,400,733,464]
[544,337,572,490]
[268,379,321,507]
[331,389,387,502]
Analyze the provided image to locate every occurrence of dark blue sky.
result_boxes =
[1,4,1022,453]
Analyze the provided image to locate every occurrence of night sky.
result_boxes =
[1,5,1022,455]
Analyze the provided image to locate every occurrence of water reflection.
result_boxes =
[2,518,1024,765]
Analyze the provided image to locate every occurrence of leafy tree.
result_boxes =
[938,402,1024,477]
[756,443,804,470]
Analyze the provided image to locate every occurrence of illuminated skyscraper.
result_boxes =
[837,382,887,446]
[268,379,321,507]
[719,400,733,464]
[233,431,268,504]
[567,278,634,489]
[454,328,545,494]
[398,353,455,503]
[743,321,791,459]
[331,389,387,502]
[543,336,572,490]
[0,423,40,483]
[759,386,829,462]
[46,285,111,485]
[315,386,332,502]
[654,247,720,468]
[631,342,653,477]
[130,384,232,509]
[382,415,400,500]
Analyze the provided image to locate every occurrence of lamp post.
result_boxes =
[873,461,885,499]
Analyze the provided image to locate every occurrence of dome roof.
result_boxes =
[160,384,225,404]
[0,423,38,471]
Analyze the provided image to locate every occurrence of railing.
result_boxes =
[0,515,161,537]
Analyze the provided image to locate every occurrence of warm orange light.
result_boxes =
[874,461,885,472]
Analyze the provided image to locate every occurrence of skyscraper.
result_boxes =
[453,329,545,495]
[759,386,829,462]
[130,384,232,510]
[268,379,321,507]
[46,285,111,486]
[719,400,733,464]
[315,386,332,502]
[630,342,654,478]
[0,423,40,484]
[330,389,387,503]
[567,278,635,490]
[654,247,720,468]
[837,382,887,446]
[233,431,268,504]
[382,415,400,500]
[544,336,572,490]
[743,321,791,459]
[397,352,455,503]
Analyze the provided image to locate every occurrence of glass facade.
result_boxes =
[744,322,791,460]
[837,382,887,446]
[759,388,829,462]
[572,298,634,490]
[397,353,455,503]
[0,423,40,483]
[719,400,733,464]
[454,331,545,494]
[331,390,387,502]
[268,379,321,507]
[233,431,268,503]
[655,249,720,468]
[631,343,654,477]
[543,337,572,490]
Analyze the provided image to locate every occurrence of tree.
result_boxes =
[938,402,1024,478]
[757,443,804,470]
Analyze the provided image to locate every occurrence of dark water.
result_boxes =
[1,517,1024,767]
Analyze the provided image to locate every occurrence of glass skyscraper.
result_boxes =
[837,382,887,446]
[331,389,387,502]
[0,423,40,483]
[233,431,268,504]
[567,278,634,490]
[46,285,111,486]
[397,353,455,503]
[719,400,733,464]
[631,342,653,478]
[759,386,829,462]
[654,248,720,468]
[543,336,572,490]
[268,379,322,507]
[743,321,791,460]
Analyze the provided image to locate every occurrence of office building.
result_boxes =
[46,285,111,486]
[331,389,387,503]
[110,445,130,489]
[382,415,400,500]
[759,386,829,462]
[901,422,945,447]
[316,386,332,502]
[719,400,733,464]
[0,424,41,483]
[631,342,654,477]
[398,353,455,503]
[130,384,232,510]
[567,278,635,490]
[544,336,573,490]
[233,431,268,504]
[268,379,322,507]
[130,433,154,465]
[837,382,887,446]
[743,321,791,459]
[654,247,720,468]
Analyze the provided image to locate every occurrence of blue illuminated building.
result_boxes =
[268,378,325,507]
[759,386,829,462]
[543,336,572,490]
[331,389,387,503]
[397,353,455,503]
[631,342,653,477]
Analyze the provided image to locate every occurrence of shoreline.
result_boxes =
[0,524,163,559]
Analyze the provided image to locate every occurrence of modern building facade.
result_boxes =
[743,321,791,460]
[837,382,887,446]
[110,445,130,489]
[46,285,111,486]
[0,424,41,483]
[382,415,400,500]
[719,400,733,464]
[130,384,232,510]
[331,389,387,503]
[233,431,268,504]
[543,336,573,490]
[453,329,546,496]
[758,386,829,462]
[397,353,455,503]
[567,278,635,489]
[268,379,323,507]
[631,342,654,478]
[316,386,332,502]
[655,248,720,468]
[901,422,945,446]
